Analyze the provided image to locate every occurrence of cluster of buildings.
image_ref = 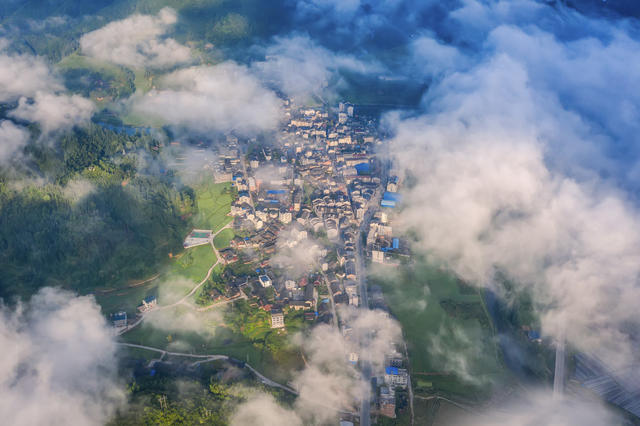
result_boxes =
[208,101,412,419]
[199,101,388,324]
[114,99,411,420]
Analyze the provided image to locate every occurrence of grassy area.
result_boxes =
[119,345,163,362]
[119,302,304,383]
[97,244,215,314]
[96,181,232,316]
[95,279,159,317]
[168,244,217,283]
[57,53,136,105]
[213,228,234,250]
[193,181,235,232]
[370,261,505,401]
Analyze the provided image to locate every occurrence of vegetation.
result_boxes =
[195,267,227,306]
[169,244,217,284]
[213,228,234,250]
[370,260,505,401]
[193,182,235,232]
[58,54,137,103]
[0,125,195,300]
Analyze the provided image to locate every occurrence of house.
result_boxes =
[259,274,272,288]
[270,308,285,329]
[379,386,396,418]
[138,295,157,313]
[238,191,251,204]
[110,311,127,328]
[384,366,409,388]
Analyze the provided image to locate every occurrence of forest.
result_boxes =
[0,123,194,300]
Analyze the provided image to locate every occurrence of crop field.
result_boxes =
[370,261,506,401]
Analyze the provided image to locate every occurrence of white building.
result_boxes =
[270,309,285,329]
[259,275,272,288]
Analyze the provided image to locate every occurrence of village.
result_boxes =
[111,100,413,422]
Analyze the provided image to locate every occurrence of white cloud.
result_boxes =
[0,40,94,135]
[230,393,302,426]
[0,48,60,102]
[410,35,468,78]
[131,62,283,135]
[232,307,402,424]
[0,287,124,426]
[80,7,191,69]
[272,224,322,278]
[390,46,640,371]
[0,120,30,164]
[468,391,619,425]
[11,92,95,133]
[253,35,384,101]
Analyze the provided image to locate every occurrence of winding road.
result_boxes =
[117,222,234,336]
[118,342,298,395]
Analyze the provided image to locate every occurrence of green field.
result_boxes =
[120,303,304,383]
[213,228,234,250]
[193,182,235,232]
[57,53,137,104]
[168,244,217,284]
[370,261,505,401]
[95,181,231,316]
[95,278,160,317]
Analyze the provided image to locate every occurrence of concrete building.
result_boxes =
[138,295,157,313]
[110,311,127,328]
[379,386,396,418]
[270,308,285,329]
[384,366,409,388]
[259,275,273,288]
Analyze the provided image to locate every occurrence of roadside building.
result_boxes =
[379,386,396,418]
[384,366,409,388]
[110,311,127,328]
[138,295,157,313]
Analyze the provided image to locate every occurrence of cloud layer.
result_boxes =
[0,288,124,426]
[0,120,30,164]
[0,41,94,137]
[232,307,402,425]
[252,34,382,102]
[80,7,191,69]
[131,62,283,135]
[387,0,640,371]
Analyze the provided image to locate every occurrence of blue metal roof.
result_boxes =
[383,192,401,202]
[111,311,127,321]
[386,366,399,375]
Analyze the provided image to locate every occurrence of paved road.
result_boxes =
[553,330,566,397]
[354,189,382,426]
[118,342,298,394]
